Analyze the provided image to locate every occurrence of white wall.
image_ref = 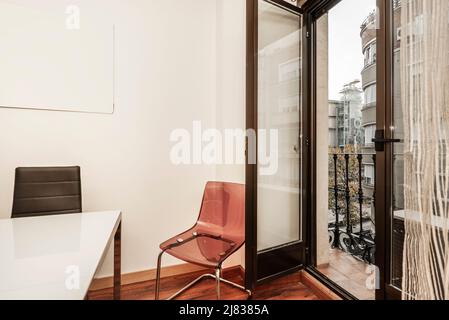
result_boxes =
[214,0,247,267]
[0,0,246,277]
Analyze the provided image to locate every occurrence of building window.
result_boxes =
[364,42,376,66]
[364,164,375,186]
[364,124,376,146]
[364,84,376,105]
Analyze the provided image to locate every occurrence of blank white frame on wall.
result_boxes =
[0,1,115,114]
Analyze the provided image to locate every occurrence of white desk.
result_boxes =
[0,211,122,300]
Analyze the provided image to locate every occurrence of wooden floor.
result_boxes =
[88,268,321,300]
[317,249,375,300]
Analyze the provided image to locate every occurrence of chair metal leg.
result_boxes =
[155,254,251,300]
[164,272,252,300]
[219,277,252,297]
[166,274,211,300]
[155,250,165,300]
[215,267,221,300]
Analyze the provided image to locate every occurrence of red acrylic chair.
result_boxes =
[155,181,251,300]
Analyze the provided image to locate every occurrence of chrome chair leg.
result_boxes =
[156,255,252,300]
[155,250,165,300]
[215,267,221,300]
[164,272,251,300]
[166,274,211,300]
[219,277,252,296]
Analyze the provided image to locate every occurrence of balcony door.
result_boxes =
[306,0,379,300]
[246,0,307,288]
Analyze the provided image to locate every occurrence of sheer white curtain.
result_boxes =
[401,0,449,300]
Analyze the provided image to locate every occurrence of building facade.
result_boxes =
[360,10,377,199]
[328,100,340,148]
[360,1,403,207]
[328,82,363,149]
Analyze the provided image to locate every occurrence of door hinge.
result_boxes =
[306,31,310,38]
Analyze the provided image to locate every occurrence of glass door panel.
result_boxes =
[311,0,377,300]
[252,0,305,282]
[257,0,302,251]
[390,0,404,292]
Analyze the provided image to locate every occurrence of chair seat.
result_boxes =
[155,182,247,300]
[160,228,243,268]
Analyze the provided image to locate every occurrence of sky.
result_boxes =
[328,0,377,100]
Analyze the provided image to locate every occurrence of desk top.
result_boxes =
[0,211,121,300]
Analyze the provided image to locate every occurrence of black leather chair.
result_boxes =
[12,167,82,218]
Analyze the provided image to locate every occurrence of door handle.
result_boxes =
[372,129,401,152]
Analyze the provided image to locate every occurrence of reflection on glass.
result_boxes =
[257,0,302,251]
[391,0,405,290]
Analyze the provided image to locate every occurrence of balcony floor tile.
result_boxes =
[318,249,375,300]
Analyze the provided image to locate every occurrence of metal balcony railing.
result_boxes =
[361,11,376,31]
[361,1,401,32]
[393,0,401,10]
[328,153,376,264]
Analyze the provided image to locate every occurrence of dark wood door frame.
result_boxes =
[299,0,397,301]
[375,0,402,300]
[246,0,400,300]
[245,0,307,291]
[300,0,341,269]
[374,0,389,301]
[300,0,363,301]
[245,0,258,291]
[303,0,400,301]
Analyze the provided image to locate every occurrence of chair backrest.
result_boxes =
[12,167,82,218]
[197,181,245,243]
